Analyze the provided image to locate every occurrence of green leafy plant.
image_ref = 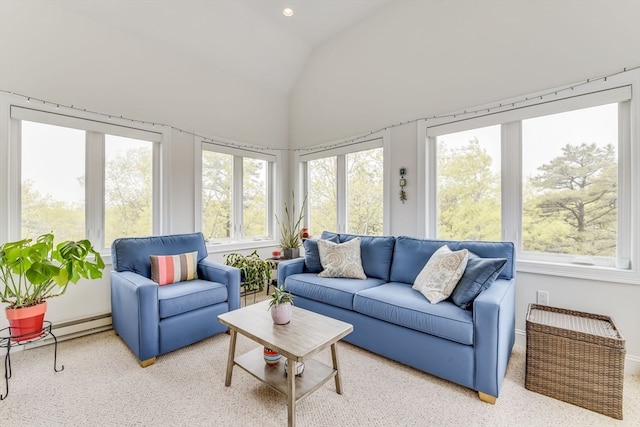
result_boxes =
[225,250,274,292]
[0,233,105,309]
[276,192,307,249]
[268,284,294,309]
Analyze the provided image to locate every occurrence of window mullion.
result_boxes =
[501,122,522,251]
[233,155,243,240]
[337,154,347,233]
[617,101,631,264]
[85,131,104,248]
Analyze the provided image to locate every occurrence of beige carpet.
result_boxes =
[1,327,638,426]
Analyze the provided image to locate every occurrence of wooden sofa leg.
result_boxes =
[478,391,496,404]
[140,357,156,368]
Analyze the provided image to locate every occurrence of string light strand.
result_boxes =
[1,66,636,153]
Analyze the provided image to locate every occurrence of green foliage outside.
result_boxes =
[437,138,501,241]
[202,151,232,241]
[104,147,153,247]
[438,139,617,257]
[522,143,617,256]
[347,148,384,235]
[307,148,384,237]
[20,137,617,258]
[308,156,338,236]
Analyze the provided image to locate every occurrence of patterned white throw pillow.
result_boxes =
[317,237,367,279]
[413,245,469,304]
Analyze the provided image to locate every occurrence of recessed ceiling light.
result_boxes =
[282,8,294,17]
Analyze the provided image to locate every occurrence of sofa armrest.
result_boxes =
[277,258,306,287]
[472,278,516,398]
[110,270,160,361]
[198,259,241,311]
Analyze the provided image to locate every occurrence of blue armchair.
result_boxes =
[110,232,240,367]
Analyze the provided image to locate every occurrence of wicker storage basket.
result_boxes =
[525,304,625,419]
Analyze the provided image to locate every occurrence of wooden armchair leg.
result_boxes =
[140,357,157,368]
[478,391,496,404]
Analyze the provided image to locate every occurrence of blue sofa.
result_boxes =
[110,232,240,366]
[278,232,516,403]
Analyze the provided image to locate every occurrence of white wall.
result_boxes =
[0,1,289,148]
[290,0,640,371]
[291,0,640,147]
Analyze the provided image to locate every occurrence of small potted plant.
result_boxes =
[268,284,294,325]
[0,233,105,341]
[224,250,274,294]
[276,192,307,259]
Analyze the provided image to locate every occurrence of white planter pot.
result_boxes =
[270,302,292,325]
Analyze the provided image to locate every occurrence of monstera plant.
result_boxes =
[0,233,105,340]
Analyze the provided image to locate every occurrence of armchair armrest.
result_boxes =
[110,270,160,361]
[198,259,241,311]
[473,278,516,398]
[277,258,306,287]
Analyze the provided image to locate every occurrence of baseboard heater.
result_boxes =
[22,313,113,350]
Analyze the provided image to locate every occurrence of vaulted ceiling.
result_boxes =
[60,0,393,94]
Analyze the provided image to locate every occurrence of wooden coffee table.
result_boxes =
[217,300,353,427]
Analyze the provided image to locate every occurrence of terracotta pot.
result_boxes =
[5,301,47,342]
[270,302,292,325]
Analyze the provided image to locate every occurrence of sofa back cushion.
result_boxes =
[303,233,340,273]
[323,232,395,281]
[111,232,208,278]
[390,236,515,284]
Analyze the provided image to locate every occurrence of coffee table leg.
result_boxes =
[287,357,296,427]
[224,329,237,387]
[331,343,343,394]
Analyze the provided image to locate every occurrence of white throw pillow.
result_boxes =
[413,245,469,304]
[317,237,367,279]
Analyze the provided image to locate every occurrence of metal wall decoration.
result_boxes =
[399,168,407,203]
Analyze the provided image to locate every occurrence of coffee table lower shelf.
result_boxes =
[235,347,336,403]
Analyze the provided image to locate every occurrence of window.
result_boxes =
[11,106,162,252]
[522,104,618,258]
[347,148,384,235]
[104,135,154,246]
[307,156,337,234]
[301,137,386,236]
[199,142,275,245]
[435,125,501,241]
[424,71,636,281]
[21,121,86,242]
[201,150,233,241]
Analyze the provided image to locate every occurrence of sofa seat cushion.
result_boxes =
[284,273,385,310]
[158,279,229,319]
[353,282,474,345]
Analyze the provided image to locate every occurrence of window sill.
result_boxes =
[205,239,280,254]
[517,259,639,285]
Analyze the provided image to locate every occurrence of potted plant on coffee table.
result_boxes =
[268,284,294,325]
[276,192,307,259]
[0,233,105,341]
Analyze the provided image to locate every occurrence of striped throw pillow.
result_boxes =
[150,251,198,286]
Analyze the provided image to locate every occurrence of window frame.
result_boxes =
[195,137,278,252]
[418,69,639,284]
[297,130,390,236]
[2,96,168,255]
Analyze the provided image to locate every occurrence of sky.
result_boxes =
[437,103,618,178]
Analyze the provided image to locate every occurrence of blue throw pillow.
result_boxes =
[450,254,507,310]
[303,234,339,273]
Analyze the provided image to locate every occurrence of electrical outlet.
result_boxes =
[536,290,549,305]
